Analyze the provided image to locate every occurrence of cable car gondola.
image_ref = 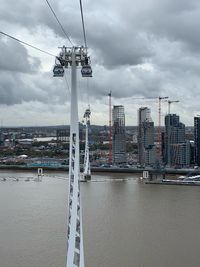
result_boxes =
[53,64,64,77]
[81,65,92,77]
[81,56,92,77]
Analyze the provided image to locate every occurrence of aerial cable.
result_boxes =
[0,31,56,57]
[79,0,87,48]
[79,0,91,113]
[45,0,74,46]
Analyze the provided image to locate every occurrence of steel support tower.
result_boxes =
[53,46,91,267]
[83,107,91,180]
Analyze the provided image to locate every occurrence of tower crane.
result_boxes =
[168,100,179,114]
[158,96,169,160]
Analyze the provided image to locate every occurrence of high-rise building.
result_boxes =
[138,107,155,166]
[165,114,190,167]
[0,131,4,147]
[194,116,200,166]
[112,105,126,164]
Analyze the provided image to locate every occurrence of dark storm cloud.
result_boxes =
[1,0,200,61]
[0,70,68,106]
[0,1,49,28]
[122,0,200,53]
[79,65,163,101]
[0,38,40,73]
[0,72,44,105]
[0,1,74,43]
[0,0,153,68]
[1,0,200,125]
[89,31,152,68]
[0,72,38,105]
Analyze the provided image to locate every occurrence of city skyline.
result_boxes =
[1,1,200,126]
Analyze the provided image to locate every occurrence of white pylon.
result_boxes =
[83,107,91,181]
[53,46,92,267]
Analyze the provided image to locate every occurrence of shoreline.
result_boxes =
[0,165,199,175]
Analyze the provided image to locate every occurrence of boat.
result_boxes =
[184,174,200,181]
[162,176,200,185]
[177,175,186,180]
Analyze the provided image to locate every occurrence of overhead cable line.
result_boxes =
[79,0,91,110]
[0,31,56,57]
[79,0,87,48]
[45,0,74,46]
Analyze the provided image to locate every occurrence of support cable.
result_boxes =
[45,0,74,46]
[0,31,56,57]
[79,0,87,48]
[79,0,91,114]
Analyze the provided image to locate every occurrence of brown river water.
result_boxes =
[0,170,200,267]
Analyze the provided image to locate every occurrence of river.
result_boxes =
[0,170,200,267]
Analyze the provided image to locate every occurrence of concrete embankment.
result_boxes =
[0,165,199,175]
[0,165,68,171]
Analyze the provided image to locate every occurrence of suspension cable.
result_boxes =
[45,0,74,46]
[0,31,56,57]
[79,0,87,48]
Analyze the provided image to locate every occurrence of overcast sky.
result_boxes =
[0,0,200,126]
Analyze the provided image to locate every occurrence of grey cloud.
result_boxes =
[0,72,44,105]
[0,0,153,68]
[0,1,75,44]
[0,70,68,105]
[31,72,69,104]
[0,38,40,73]
[0,1,48,28]
[89,31,152,68]
[151,38,200,75]
[1,0,200,126]
[78,65,163,102]
[128,0,200,53]
[1,0,200,57]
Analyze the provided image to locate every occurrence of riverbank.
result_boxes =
[0,164,199,175]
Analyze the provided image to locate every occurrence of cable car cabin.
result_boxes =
[53,65,64,77]
[81,65,92,77]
